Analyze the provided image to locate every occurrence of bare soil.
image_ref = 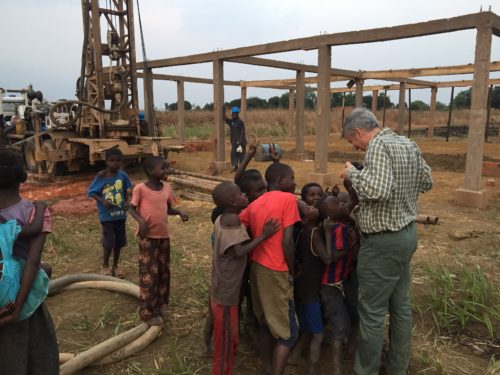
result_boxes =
[27,134,499,374]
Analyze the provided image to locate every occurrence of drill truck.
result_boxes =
[6,0,180,176]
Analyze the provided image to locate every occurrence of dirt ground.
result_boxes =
[29,134,499,374]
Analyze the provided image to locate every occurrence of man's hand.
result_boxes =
[269,143,280,163]
[179,211,189,222]
[262,218,280,238]
[248,144,257,158]
[340,162,354,179]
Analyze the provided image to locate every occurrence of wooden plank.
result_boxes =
[137,72,240,86]
[371,90,378,113]
[143,68,156,137]
[138,12,495,69]
[362,61,500,79]
[288,89,295,137]
[228,56,361,78]
[240,86,247,122]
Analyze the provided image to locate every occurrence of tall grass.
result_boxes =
[155,108,499,140]
[417,266,500,338]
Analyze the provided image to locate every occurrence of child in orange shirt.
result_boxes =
[129,156,189,326]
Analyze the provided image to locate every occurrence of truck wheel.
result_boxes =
[24,139,39,173]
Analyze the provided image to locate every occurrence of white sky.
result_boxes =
[1,0,499,108]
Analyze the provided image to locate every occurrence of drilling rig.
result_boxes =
[5,0,179,175]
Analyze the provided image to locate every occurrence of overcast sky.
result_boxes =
[1,0,499,108]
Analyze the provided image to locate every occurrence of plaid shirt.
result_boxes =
[347,128,433,233]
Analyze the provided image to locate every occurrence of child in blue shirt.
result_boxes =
[88,148,132,278]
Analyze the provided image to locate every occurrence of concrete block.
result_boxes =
[307,172,335,189]
[454,188,489,209]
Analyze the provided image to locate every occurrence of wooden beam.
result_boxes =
[329,78,500,93]
[177,80,186,141]
[463,26,492,191]
[213,60,225,163]
[296,71,305,155]
[288,89,295,137]
[228,56,361,78]
[315,45,331,173]
[362,61,500,79]
[143,68,155,137]
[240,86,247,122]
[138,12,497,69]
[137,72,240,86]
[428,87,437,138]
[397,82,406,134]
[371,90,378,113]
[355,79,364,107]
[382,77,436,86]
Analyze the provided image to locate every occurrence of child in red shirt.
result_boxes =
[129,156,189,326]
[240,163,300,375]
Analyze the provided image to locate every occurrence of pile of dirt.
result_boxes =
[50,195,96,216]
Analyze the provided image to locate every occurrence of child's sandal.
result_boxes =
[101,267,112,276]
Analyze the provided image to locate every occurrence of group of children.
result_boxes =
[207,145,361,375]
[0,142,359,374]
[0,146,189,373]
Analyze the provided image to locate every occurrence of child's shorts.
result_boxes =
[320,284,351,339]
[101,219,127,249]
[297,299,323,334]
[250,262,299,347]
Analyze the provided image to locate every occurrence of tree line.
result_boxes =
[164,86,500,112]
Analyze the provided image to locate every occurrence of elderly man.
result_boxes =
[341,108,433,375]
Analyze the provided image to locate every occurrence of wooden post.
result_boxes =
[176,80,186,141]
[445,86,455,142]
[240,86,247,122]
[371,90,378,114]
[341,92,346,130]
[485,85,493,142]
[143,67,156,137]
[397,82,406,134]
[288,89,295,137]
[314,44,331,177]
[355,79,364,108]
[455,25,492,208]
[408,88,412,138]
[382,89,387,127]
[428,87,437,137]
[213,59,225,166]
[295,70,305,156]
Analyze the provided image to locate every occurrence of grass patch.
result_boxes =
[415,350,448,374]
[417,266,500,338]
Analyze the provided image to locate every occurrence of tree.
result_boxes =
[330,93,343,107]
[279,92,290,108]
[267,96,281,109]
[490,86,500,109]
[203,102,214,111]
[247,96,268,109]
[304,89,317,109]
[410,100,430,111]
[436,101,448,111]
[377,93,394,109]
[453,88,472,109]
[164,103,169,111]
[229,99,241,108]
[168,101,192,111]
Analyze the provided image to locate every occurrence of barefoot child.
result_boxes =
[240,162,301,375]
[88,147,132,278]
[289,186,330,374]
[0,148,58,374]
[129,156,188,325]
[316,187,359,375]
[210,181,280,375]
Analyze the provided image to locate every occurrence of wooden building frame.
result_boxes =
[137,11,500,208]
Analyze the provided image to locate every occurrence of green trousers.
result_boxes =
[353,222,417,375]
